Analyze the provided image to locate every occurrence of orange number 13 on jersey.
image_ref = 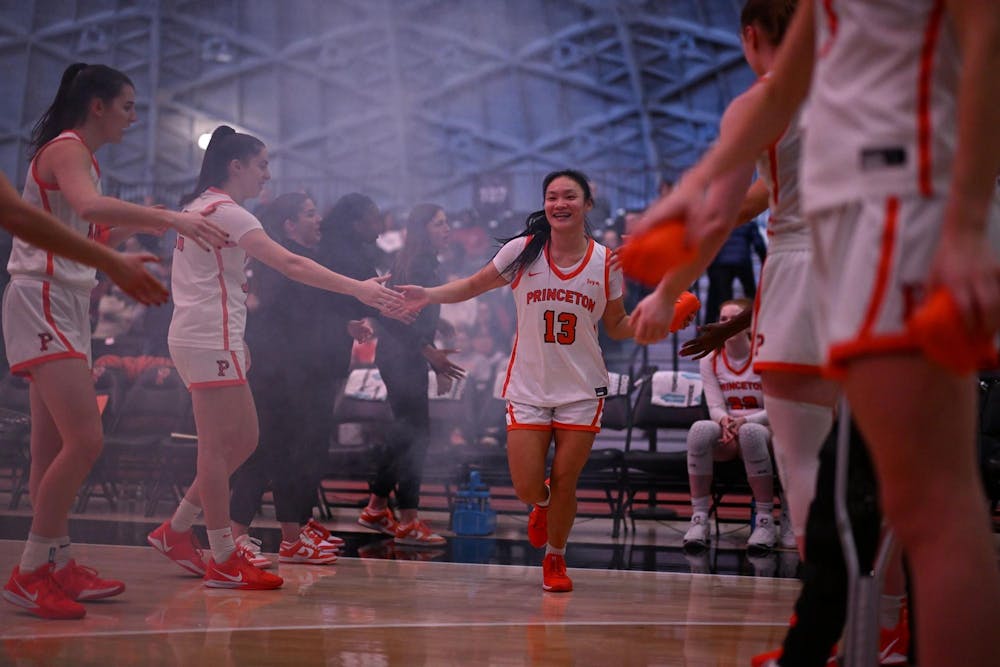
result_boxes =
[543,310,577,345]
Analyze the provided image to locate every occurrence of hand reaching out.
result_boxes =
[347,319,374,343]
[104,252,169,306]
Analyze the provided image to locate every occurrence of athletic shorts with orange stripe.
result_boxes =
[169,345,249,390]
[505,398,604,433]
[2,278,91,376]
[811,194,1000,373]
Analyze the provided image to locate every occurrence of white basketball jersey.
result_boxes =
[802,0,959,213]
[701,349,765,421]
[756,100,807,239]
[492,237,623,407]
[7,131,102,291]
[167,188,262,351]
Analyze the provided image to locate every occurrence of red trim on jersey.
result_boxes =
[858,197,899,338]
[590,398,604,427]
[230,351,245,381]
[750,258,764,361]
[507,423,553,432]
[544,239,594,281]
[753,361,823,376]
[827,333,922,375]
[819,0,839,58]
[41,281,77,352]
[507,237,532,290]
[213,248,231,351]
[917,0,945,197]
[10,352,88,377]
[721,347,752,376]
[500,331,519,397]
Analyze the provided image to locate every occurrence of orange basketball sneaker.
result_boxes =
[52,560,125,601]
[618,219,696,287]
[147,520,207,576]
[203,549,283,590]
[3,563,86,620]
[671,291,701,332]
[527,479,550,548]
[909,287,998,374]
[541,553,573,593]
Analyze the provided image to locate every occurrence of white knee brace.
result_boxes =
[738,423,773,478]
[686,420,722,476]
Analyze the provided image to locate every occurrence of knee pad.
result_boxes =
[766,396,834,537]
[686,420,721,476]
[738,423,773,478]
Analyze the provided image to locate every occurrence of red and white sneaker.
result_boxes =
[3,563,86,619]
[52,560,125,601]
[541,553,572,593]
[527,480,550,548]
[303,519,344,550]
[878,616,910,665]
[204,549,283,590]
[394,519,446,546]
[358,507,399,536]
[147,520,207,576]
[234,535,272,569]
[278,533,338,565]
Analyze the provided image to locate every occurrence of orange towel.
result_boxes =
[908,288,998,374]
[671,291,701,333]
[618,220,696,287]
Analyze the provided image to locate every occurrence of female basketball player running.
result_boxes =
[147,125,403,590]
[2,63,228,620]
[633,2,1000,664]
[399,169,633,592]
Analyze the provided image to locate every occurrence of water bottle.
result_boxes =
[452,469,497,536]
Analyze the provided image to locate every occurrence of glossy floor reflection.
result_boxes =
[0,539,799,666]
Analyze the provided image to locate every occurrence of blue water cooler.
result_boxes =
[451,470,497,536]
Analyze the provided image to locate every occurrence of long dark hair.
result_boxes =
[740,0,797,44]
[181,125,265,207]
[390,203,443,287]
[321,192,377,240]
[257,192,310,239]
[29,63,134,158]
[498,169,594,278]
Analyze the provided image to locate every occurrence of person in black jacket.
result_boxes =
[357,204,465,546]
[704,219,767,324]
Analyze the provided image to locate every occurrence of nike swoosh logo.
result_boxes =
[14,580,38,603]
[215,569,244,583]
[878,638,899,661]
[528,271,542,277]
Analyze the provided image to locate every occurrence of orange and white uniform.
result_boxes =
[802,0,1000,370]
[702,350,768,426]
[750,104,825,375]
[493,237,623,432]
[2,130,102,375]
[168,188,261,388]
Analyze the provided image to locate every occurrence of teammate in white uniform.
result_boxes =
[632,2,1000,663]
[1,63,229,621]
[681,299,776,551]
[399,169,632,592]
[146,125,403,591]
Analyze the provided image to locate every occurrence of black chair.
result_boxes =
[79,365,188,513]
[978,376,1000,515]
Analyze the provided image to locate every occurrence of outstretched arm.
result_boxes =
[0,174,168,305]
[398,262,508,310]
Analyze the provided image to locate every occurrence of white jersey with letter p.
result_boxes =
[492,237,622,408]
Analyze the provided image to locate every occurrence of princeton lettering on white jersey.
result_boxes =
[167,188,262,351]
[702,349,766,422]
[802,0,959,212]
[492,237,623,407]
[7,131,102,291]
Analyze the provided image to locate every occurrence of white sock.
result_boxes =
[20,534,60,572]
[880,594,904,629]
[536,483,551,508]
[755,502,774,524]
[53,537,72,570]
[206,527,236,564]
[691,495,710,517]
[545,544,566,556]
[764,395,833,538]
[170,498,202,533]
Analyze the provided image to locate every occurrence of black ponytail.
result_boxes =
[29,63,134,158]
[497,169,594,278]
[181,125,265,207]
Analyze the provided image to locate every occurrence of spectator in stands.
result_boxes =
[357,203,465,546]
[704,220,766,324]
[682,298,778,551]
[227,192,352,569]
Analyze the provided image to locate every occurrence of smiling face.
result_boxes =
[230,147,271,200]
[286,197,321,248]
[543,176,593,233]
[95,84,137,144]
